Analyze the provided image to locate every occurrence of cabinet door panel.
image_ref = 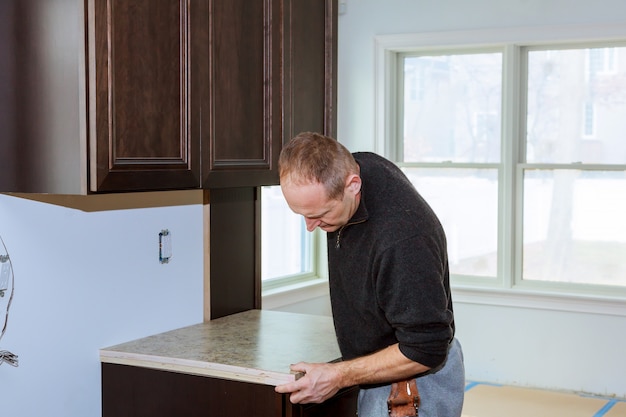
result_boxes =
[90,0,201,192]
[202,0,282,188]
[211,1,265,161]
[284,0,337,140]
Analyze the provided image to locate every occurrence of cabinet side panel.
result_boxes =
[0,0,18,191]
[0,0,86,194]
[209,187,259,319]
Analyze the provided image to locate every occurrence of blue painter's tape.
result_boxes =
[592,400,617,417]
[465,381,480,392]
[464,381,503,392]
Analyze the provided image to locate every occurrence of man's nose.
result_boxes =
[304,218,320,232]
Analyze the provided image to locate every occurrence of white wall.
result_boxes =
[332,0,626,399]
[336,0,626,152]
[0,193,204,416]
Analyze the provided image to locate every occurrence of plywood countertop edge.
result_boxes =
[99,349,297,386]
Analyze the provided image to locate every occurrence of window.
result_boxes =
[376,26,626,307]
[260,185,321,292]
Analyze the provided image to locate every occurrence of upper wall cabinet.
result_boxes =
[202,0,338,188]
[0,0,337,194]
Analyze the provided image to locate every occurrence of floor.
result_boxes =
[462,382,626,417]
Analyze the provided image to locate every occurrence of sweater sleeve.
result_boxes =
[375,234,454,369]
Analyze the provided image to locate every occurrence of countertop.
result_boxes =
[100,309,342,386]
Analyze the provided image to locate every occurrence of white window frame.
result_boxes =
[375,24,626,317]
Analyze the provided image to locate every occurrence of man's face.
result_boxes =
[280,176,361,233]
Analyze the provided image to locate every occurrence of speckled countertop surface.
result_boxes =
[100,309,342,386]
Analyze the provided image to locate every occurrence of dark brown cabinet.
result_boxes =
[203,0,337,189]
[0,0,337,194]
[90,0,202,192]
[200,0,281,189]
[102,363,358,417]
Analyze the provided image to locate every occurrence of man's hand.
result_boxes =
[274,362,343,404]
[274,344,430,404]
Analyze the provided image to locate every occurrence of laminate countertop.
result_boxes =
[100,309,342,386]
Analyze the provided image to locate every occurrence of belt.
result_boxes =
[387,378,420,417]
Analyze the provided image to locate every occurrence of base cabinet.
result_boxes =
[102,363,358,417]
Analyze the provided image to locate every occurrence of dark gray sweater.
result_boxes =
[327,152,454,369]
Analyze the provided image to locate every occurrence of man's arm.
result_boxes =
[274,343,430,404]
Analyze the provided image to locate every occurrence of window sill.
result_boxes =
[261,278,329,310]
[262,280,625,316]
[452,285,626,317]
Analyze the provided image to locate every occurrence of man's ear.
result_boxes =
[345,174,362,195]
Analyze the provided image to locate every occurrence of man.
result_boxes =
[275,132,464,417]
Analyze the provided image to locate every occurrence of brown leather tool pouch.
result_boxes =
[387,378,420,417]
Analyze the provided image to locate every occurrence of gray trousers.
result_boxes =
[357,338,465,417]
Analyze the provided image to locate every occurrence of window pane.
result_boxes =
[527,47,626,164]
[402,52,502,163]
[401,167,499,278]
[260,186,312,281]
[522,169,626,286]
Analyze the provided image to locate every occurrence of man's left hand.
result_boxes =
[274,362,342,404]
